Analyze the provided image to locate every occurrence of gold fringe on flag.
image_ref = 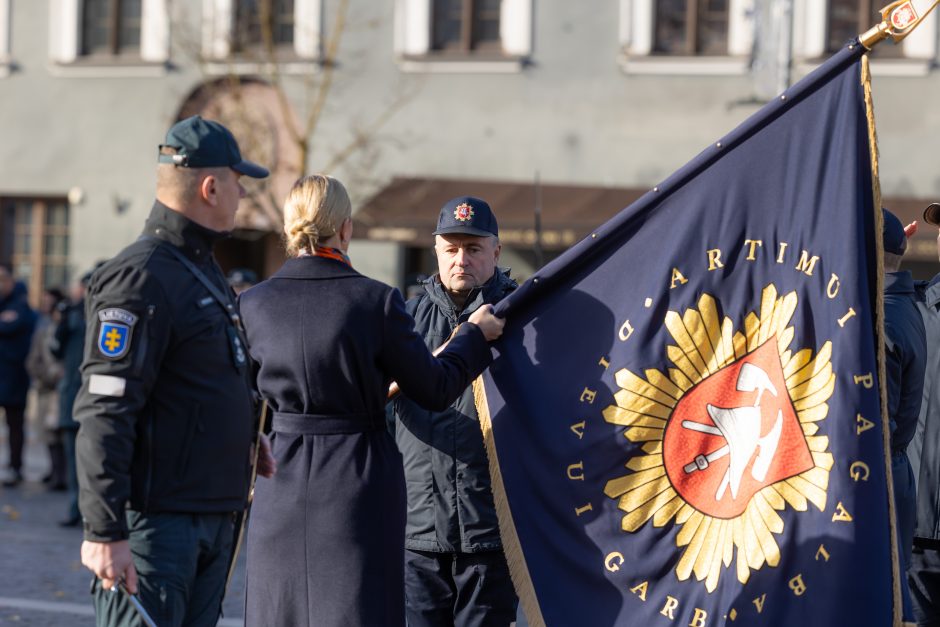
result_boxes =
[862,52,909,627]
[473,376,546,627]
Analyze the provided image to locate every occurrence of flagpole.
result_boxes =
[858,4,938,625]
[859,0,940,49]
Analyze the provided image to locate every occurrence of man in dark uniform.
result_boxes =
[75,116,275,627]
[880,208,927,623]
[911,203,940,625]
[390,196,518,626]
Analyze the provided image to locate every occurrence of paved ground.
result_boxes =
[0,421,247,626]
[0,419,530,627]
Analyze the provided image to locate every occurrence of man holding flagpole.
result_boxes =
[390,196,519,626]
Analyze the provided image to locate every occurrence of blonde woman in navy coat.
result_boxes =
[239,175,504,627]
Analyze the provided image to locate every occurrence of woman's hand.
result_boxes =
[468,305,505,342]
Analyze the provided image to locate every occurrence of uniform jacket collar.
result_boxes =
[143,200,227,263]
[885,270,915,296]
[917,273,940,310]
[272,255,362,280]
[425,268,516,320]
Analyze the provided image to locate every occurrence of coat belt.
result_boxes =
[271,410,385,435]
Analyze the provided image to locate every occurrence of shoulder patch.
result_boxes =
[96,308,139,360]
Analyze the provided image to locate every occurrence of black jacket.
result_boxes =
[74,201,255,542]
[50,299,85,429]
[391,269,516,553]
[913,275,940,544]
[884,271,926,453]
[0,281,36,407]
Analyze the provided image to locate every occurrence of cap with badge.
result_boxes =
[433,196,498,238]
[882,208,907,255]
[158,115,269,179]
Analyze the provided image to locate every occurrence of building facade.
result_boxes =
[1,0,939,301]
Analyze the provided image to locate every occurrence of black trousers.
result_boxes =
[911,547,940,626]
[2,405,25,472]
[92,511,233,627]
[404,548,518,627]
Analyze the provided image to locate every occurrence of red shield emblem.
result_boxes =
[662,339,813,519]
[454,203,474,222]
[891,3,917,29]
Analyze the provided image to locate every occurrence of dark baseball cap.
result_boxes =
[883,208,906,255]
[924,202,940,226]
[433,196,498,238]
[158,115,269,179]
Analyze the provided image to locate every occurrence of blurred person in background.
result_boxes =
[226,267,257,295]
[26,286,66,490]
[51,267,97,526]
[0,261,37,488]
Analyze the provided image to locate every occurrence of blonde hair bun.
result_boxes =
[282,175,352,256]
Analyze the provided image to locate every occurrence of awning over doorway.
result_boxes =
[352,177,646,250]
[353,178,940,264]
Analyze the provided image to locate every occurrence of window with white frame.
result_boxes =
[653,0,731,56]
[202,0,320,62]
[395,0,532,64]
[792,0,937,62]
[619,0,753,68]
[431,0,501,55]
[826,0,900,56]
[0,0,11,75]
[80,0,142,57]
[49,0,169,64]
[231,0,297,58]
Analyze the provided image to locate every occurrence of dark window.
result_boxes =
[80,0,141,57]
[431,0,502,54]
[233,0,296,56]
[827,0,902,56]
[654,0,730,56]
[0,198,70,305]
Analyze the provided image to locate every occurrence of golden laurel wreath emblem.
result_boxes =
[603,285,834,592]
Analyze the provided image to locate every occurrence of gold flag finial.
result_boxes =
[860,0,940,48]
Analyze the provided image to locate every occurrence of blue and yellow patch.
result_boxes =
[96,308,138,360]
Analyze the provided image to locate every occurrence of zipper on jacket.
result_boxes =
[140,305,156,512]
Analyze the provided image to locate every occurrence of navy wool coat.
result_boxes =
[239,255,492,627]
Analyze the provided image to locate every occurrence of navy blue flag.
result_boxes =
[477,42,900,626]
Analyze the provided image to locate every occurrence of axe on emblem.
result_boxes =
[681,363,784,501]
